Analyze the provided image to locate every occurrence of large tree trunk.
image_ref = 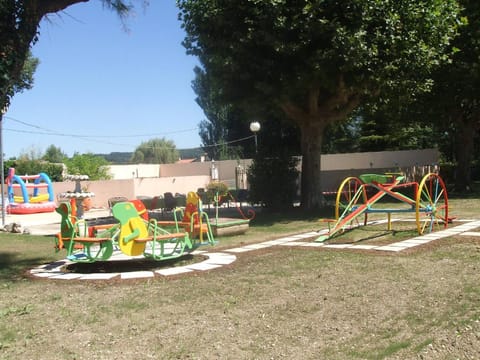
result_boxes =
[281,80,360,210]
[299,122,325,209]
[454,114,478,192]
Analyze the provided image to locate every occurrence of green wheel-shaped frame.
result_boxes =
[415,173,449,235]
[82,241,114,262]
[335,176,367,224]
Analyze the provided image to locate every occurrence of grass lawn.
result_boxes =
[0,198,479,359]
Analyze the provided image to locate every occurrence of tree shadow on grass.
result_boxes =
[0,251,204,279]
[326,227,419,245]
[64,254,199,274]
[0,252,53,281]
[249,206,334,227]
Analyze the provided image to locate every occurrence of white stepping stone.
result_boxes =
[120,271,155,279]
[185,262,222,271]
[79,273,119,280]
[156,267,193,276]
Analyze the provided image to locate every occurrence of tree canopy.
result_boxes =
[0,0,140,113]
[43,144,67,163]
[421,0,480,191]
[193,67,246,160]
[355,0,480,191]
[179,0,462,209]
[131,138,180,164]
[64,152,111,180]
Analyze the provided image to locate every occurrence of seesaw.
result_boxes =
[317,172,450,242]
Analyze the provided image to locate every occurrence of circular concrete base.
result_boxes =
[30,250,236,280]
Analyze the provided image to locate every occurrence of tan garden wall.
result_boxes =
[159,159,252,180]
[53,176,211,209]
[320,148,439,170]
[51,149,439,209]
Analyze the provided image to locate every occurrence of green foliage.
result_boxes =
[10,51,39,97]
[179,0,461,108]
[100,152,132,163]
[322,117,360,154]
[247,151,299,209]
[179,148,204,160]
[16,145,43,161]
[64,153,111,180]
[419,0,480,191]
[179,0,462,209]
[4,160,64,182]
[0,0,42,111]
[131,138,179,164]
[356,0,478,192]
[205,181,229,204]
[206,181,228,195]
[194,67,250,160]
[0,0,145,113]
[42,145,66,163]
[357,108,437,152]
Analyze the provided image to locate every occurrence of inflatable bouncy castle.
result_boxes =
[6,168,57,214]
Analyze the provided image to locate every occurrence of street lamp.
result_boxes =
[249,121,261,153]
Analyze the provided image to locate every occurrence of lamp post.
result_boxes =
[249,121,261,153]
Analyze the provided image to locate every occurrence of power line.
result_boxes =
[3,115,256,152]
[200,135,255,149]
[3,116,200,138]
[3,127,135,148]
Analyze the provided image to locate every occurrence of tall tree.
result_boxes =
[193,67,247,160]
[1,50,39,110]
[131,138,180,164]
[0,0,139,114]
[64,152,111,180]
[356,102,437,153]
[194,66,301,160]
[18,145,43,160]
[421,0,480,192]
[178,0,462,209]
[43,144,67,163]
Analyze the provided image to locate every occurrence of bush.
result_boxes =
[64,153,111,180]
[206,181,229,204]
[247,152,299,209]
[4,160,64,181]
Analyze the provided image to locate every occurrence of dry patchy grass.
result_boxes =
[0,198,479,359]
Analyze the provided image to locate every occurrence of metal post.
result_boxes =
[0,117,5,226]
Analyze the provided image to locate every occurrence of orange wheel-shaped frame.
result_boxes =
[415,173,449,234]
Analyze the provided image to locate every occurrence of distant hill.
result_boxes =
[97,148,205,164]
[179,148,205,159]
[98,152,133,164]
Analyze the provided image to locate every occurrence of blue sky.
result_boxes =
[4,1,204,159]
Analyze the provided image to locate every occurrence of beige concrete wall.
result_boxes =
[53,176,211,209]
[159,162,210,177]
[106,150,437,180]
[107,164,160,179]
[106,160,253,186]
[54,179,135,209]
[60,149,439,209]
[319,164,439,193]
[317,149,440,191]
[320,148,439,170]
[158,159,252,179]
[133,175,212,198]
